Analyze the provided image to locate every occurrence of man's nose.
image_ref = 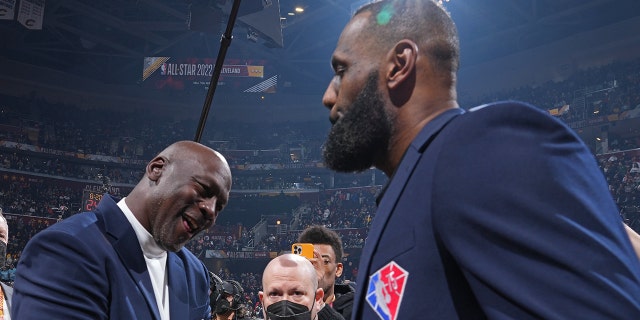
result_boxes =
[199,198,218,225]
[322,81,337,110]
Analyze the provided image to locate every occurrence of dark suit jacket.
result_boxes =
[12,195,211,319]
[352,102,640,319]
[318,304,345,320]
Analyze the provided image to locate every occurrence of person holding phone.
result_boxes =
[297,225,354,320]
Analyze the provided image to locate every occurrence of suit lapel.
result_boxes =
[167,253,189,319]
[353,146,421,310]
[354,108,464,315]
[97,196,161,320]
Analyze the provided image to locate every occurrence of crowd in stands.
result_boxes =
[0,92,329,168]
[460,59,640,126]
[598,150,640,227]
[3,58,635,172]
[0,179,80,219]
[184,186,378,257]
[0,57,639,314]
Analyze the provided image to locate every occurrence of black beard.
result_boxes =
[323,72,394,172]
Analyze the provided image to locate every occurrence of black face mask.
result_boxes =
[0,241,6,269]
[265,300,314,320]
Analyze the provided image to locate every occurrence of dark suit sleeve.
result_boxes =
[200,262,212,318]
[12,228,109,319]
[432,103,640,318]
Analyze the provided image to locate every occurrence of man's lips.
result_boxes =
[182,214,200,234]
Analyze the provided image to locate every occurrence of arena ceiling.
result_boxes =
[2,0,640,96]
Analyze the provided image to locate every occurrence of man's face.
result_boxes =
[311,244,343,298]
[323,71,395,172]
[322,14,395,172]
[259,263,319,319]
[148,149,231,252]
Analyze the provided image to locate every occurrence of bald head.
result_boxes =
[259,254,323,319]
[155,141,231,176]
[262,254,318,290]
[355,0,459,75]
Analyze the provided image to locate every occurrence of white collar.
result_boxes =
[117,198,166,259]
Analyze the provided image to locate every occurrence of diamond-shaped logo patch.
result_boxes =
[366,261,408,320]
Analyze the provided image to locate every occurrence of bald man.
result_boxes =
[259,254,324,320]
[13,141,232,320]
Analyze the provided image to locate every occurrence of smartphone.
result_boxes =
[291,243,314,259]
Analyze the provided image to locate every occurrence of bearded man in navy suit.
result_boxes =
[321,0,640,319]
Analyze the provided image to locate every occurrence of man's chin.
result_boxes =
[156,239,185,252]
[323,149,367,173]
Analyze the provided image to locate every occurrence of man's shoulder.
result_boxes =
[42,195,122,237]
[467,100,538,112]
[333,283,355,319]
[444,100,571,141]
[318,304,346,320]
[464,100,557,123]
[334,283,355,296]
[175,247,208,273]
[37,212,100,236]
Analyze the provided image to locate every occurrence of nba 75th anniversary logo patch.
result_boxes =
[366,261,408,320]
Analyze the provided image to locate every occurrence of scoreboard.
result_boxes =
[81,190,103,212]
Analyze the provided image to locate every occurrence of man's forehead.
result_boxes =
[332,14,372,65]
[265,277,308,292]
[314,244,336,257]
[348,12,371,32]
[338,13,370,45]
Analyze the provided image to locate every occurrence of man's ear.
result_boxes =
[335,262,344,278]
[386,39,418,90]
[315,288,324,304]
[147,157,165,181]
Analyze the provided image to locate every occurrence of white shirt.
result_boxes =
[2,284,11,320]
[118,198,170,320]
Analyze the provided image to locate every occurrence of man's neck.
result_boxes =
[324,293,336,305]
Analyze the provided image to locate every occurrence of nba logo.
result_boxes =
[161,63,167,75]
[366,261,408,320]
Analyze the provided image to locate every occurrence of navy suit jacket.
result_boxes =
[12,195,211,319]
[353,101,640,319]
